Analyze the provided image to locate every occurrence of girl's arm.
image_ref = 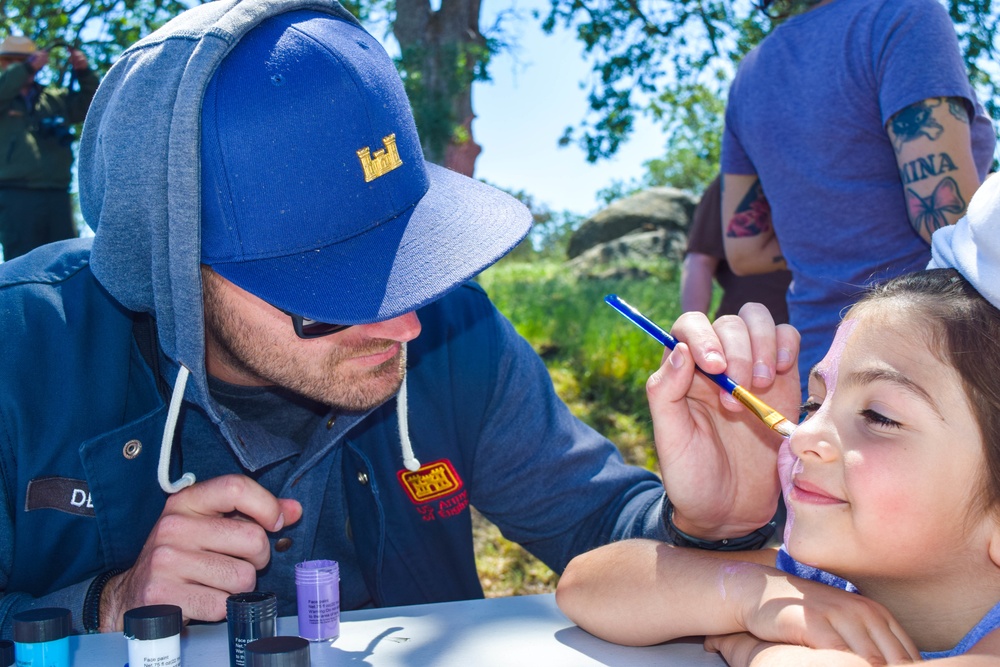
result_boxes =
[708,627,1000,666]
[557,539,777,646]
[556,539,919,664]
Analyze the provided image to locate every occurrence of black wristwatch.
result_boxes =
[664,499,776,551]
[82,568,126,633]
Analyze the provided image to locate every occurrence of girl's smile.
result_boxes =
[789,477,844,505]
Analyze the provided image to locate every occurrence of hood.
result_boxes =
[77,0,364,484]
[80,0,360,411]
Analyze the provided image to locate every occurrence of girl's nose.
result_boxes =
[789,411,839,463]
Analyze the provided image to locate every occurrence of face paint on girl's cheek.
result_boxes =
[780,319,858,543]
[777,437,800,544]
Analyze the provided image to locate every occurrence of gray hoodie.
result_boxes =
[79,0,363,475]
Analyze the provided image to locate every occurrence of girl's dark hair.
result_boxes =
[853,269,1000,515]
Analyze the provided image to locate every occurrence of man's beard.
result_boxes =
[202,279,406,411]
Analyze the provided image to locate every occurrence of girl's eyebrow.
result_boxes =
[844,367,944,420]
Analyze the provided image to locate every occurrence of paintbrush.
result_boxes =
[605,294,796,438]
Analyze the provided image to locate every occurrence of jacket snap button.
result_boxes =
[357,471,369,485]
[122,440,142,459]
[275,537,293,552]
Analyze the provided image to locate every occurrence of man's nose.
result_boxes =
[362,311,421,343]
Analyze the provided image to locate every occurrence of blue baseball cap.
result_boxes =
[200,9,531,324]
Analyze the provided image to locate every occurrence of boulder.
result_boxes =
[566,187,698,259]
[565,229,688,279]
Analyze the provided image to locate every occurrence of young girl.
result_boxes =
[557,261,1000,664]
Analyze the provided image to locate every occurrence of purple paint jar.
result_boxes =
[294,560,340,642]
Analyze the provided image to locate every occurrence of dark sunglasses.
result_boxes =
[279,308,353,339]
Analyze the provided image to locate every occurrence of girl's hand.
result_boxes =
[705,633,776,667]
[705,633,895,667]
[736,571,920,665]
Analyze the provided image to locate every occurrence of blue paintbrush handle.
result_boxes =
[604,294,740,394]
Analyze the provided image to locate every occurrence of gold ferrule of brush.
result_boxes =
[730,385,790,431]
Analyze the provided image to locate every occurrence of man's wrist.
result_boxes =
[82,568,126,633]
[663,499,776,551]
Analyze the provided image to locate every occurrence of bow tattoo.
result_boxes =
[905,176,965,239]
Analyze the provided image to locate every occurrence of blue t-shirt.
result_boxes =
[776,547,1000,659]
[722,0,996,390]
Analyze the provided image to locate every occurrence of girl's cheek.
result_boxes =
[843,448,910,516]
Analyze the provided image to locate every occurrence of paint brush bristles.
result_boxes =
[605,294,796,438]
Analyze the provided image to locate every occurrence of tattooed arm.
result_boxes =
[722,174,787,276]
[887,97,982,244]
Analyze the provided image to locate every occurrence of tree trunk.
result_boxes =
[393,0,483,176]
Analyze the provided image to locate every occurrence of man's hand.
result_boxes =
[68,48,89,71]
[648,303,800,539]
[24,50,49,73]
[99,475,303,631]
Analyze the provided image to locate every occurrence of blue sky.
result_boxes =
[470,0,666,218]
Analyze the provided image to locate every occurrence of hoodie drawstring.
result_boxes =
[158,364,197,494]
[398,343,421,472]
[157,349,417,492]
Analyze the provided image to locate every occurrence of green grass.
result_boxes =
[471,256,685,596]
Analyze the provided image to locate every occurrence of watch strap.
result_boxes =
[664,499,776,551]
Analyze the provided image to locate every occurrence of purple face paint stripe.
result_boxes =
[815,318,858,396]
[779,318,858,545]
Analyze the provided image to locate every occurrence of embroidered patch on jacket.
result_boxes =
[397,459,463,504]
[25,476,95,517]
[356,133,403,182]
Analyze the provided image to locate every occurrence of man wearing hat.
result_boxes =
[0,0,794,635]
[0,35,98,260]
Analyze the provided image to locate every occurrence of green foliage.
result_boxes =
[477,257,680,450]
[473,256,682,595]
[0,0,196,81]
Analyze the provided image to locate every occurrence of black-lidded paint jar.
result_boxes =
[227,592,278,667]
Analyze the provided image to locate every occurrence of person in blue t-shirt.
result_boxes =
[719,0,995,396]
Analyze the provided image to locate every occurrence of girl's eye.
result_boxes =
[799,401,821,420]
[860,408,902,429]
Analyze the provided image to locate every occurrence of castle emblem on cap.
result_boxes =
[357,134,404,183]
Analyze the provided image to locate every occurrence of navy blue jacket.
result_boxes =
[0,241,668,634]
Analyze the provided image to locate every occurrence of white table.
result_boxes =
[68,593,725,666]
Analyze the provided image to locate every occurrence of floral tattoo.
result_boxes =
[725,180,772,238]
